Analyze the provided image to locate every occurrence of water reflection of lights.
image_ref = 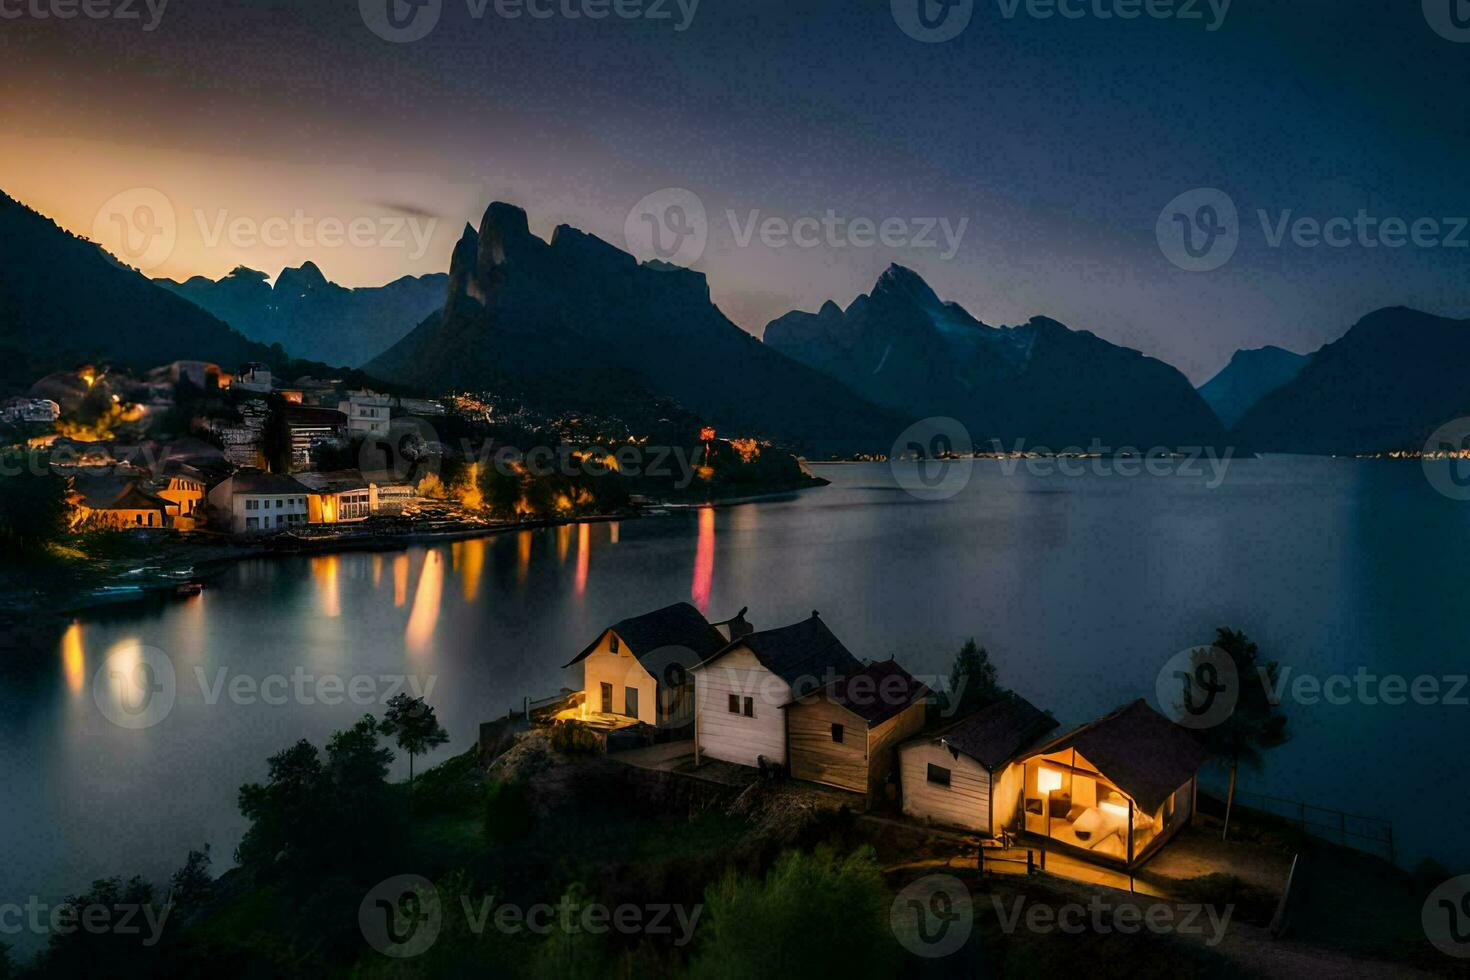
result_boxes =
[610,522,619,544]
[557,524,571,564]
[692,507,715,613]
[517,531,532,584]
[575,524,590,597]
[373,554,383,588]
[394,553,410,607]
[313,555,341,618]
[462,537,485,603]
[61,621,85,695]
[406,549,443,655]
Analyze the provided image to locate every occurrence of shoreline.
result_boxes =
[0,479,829,643]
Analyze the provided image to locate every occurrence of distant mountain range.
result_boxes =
[764,265,1226,449]
[157,263,447,367]
[0,189,274,396]
[367,204,904,454]
[1197,346,1309,431]
[3,187,1465,457]
[1232,308,1470,455]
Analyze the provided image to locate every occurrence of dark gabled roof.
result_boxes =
[72,476,167,512]
[1034,700,1210,813]
[699,613,862,696]
[228,472,312,495]
[800,659,930,726]
[713,606,753,641]
[563,602,727,669]
[932,694,1059,771]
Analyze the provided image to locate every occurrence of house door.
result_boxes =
[600,682,613,714]
[625,687,639,720]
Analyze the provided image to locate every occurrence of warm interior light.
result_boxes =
[1037,766,1063,794]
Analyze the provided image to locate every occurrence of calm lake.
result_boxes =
[4,457,1468,939]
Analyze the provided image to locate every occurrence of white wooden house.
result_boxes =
[899,694,1058,835]
[692,613,862,770]
[563,603,751,731]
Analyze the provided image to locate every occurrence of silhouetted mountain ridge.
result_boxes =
[764,264,1226,449]
[1197,346,1309,431]
[157,262,447,368]
[0,189,275,396]
[1232,308,1470,454]
[368,202,904,453]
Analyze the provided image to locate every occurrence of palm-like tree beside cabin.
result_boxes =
[1196,627,1289,841]
[379,694,450,802]
[946,638,1006,717]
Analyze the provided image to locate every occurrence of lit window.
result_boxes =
[1037,767,1064,795]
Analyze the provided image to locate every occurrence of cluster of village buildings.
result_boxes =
[561,603,1210,870]
[14,359,445,536]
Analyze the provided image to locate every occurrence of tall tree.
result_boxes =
[379,694,450,801]
[947,638,1004,716]
[1197,627,1289,840]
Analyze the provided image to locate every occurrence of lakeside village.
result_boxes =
[0,358,813,616]
[332,601,1439,974]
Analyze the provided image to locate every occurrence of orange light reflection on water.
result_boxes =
[61,621,85,695]
[692,507,715,613]
[575,524,590,597]
[406,549,443,655]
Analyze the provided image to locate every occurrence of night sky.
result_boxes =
[2,0,1466,381]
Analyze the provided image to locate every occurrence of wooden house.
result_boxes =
[785,660,929,806]
[899,693,1059,835]
[1011,700,1209,867]
[692,612,862,770]
[563,602,751,732]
